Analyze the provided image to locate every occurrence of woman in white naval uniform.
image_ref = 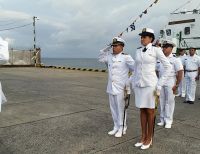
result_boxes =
[0,37,9,112]
[99,37,135,138]
[184,47,200,104]
[132,28,171,150]
[156,40,183,129]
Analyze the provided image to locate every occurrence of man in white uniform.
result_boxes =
[0,37,9,112]
[99,37,134,137]
[157,40,183,129]
[184,47,200,104]
[177,49,186,97]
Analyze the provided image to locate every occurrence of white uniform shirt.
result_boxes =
[178,54,187,66]
[184,55,200,71]
[157,54,183,86]
[0,37,9,64]
[99,49,135,95]
[132,43,171,90]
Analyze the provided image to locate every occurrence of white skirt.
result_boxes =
[0,82,7,112]
[133,86,156,109]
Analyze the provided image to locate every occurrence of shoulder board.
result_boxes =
[157,61,160,63]
[122,53,129,55]
[152,45,156,47]
[137,47,142,49]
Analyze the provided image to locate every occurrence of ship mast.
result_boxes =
[171,0,192,14]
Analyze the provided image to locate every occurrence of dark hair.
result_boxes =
[146,34,155,43]
[151,35,155,43]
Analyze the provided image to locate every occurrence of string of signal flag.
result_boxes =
[118,0,159,37]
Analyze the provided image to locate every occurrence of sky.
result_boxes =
[0,0,199,58]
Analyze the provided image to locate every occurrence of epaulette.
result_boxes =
[152,45,156,47]
[137,47,142,49]
[122,53,129,55]
[157,61,160,63]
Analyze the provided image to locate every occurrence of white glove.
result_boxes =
[126,87,131,95]
[100,45,112,52]
[156,86,161,96]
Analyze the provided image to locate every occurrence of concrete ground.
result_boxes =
[0,67,199,154]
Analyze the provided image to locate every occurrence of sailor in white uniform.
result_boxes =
[184,47,200,104]
[0,37,9,112]
[132,28,171,150]
[177,49,186,97]
[98,37,135,137]
[156,40,183,129]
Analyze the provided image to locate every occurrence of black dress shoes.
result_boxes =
[187,101,194,104]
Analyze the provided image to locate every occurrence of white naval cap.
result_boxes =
[162,40,176,47]
[111,37,126,46]
[139,28,154,36]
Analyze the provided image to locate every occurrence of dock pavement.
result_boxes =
[0,67,200,154]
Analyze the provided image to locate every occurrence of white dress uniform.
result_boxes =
[99,45,135,133]
[0,37,9,112]
[131,43,171,109]
[157,54,183,125]
[177,54,186,97]
[184,54,200,102]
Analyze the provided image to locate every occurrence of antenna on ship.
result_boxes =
[171,0,192,14]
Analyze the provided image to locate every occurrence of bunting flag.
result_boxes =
[114,0,159,39]
[130,23,135,31]
[119,32,123,37]
[154,0,159,4]
[143,9,148,14]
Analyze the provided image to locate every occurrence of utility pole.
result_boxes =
[33,16,40,66]
[33,16,38,50]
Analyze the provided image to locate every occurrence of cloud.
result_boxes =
[0,0,199,58]
[0,9,31,20]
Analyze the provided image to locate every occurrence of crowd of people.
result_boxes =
[99,28,200,150]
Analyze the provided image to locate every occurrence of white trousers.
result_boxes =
[0,82,7,112]
[185,72,197,101]
[109,92,127,130]
[178,74,186,96]
[159,86,175,125]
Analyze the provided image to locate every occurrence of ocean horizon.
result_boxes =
[41,58,107,69]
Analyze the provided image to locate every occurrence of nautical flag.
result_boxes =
[143,9,147,14]
[154,0,159,4]
[130,23,135,31]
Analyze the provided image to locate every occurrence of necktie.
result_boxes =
[142,47,147,52]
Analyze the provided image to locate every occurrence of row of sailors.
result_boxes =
[98,28,200,150]
[157,45,200,104]
[177,48,200,104]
